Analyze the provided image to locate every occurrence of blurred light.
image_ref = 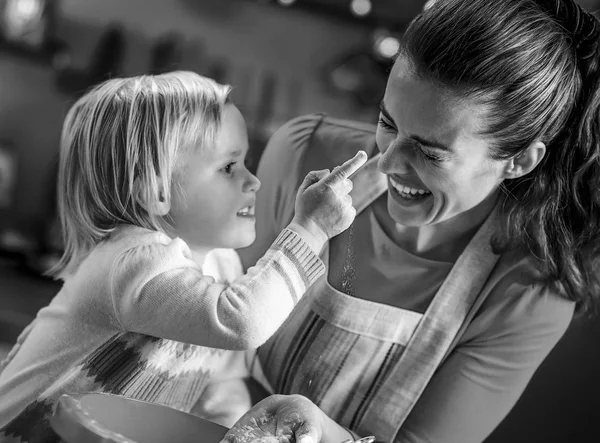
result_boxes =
[350,0,372,17]
[52,50,72,71]
[331,66,362,92]
[277,0,297,6]
[9,0,42,19]
[423,0,437,10]
[375,36,399,59]
[1,0,49,50]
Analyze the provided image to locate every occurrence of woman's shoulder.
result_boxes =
[259,114,379,208]
[267,114,377,163]
[274,113,376,142]
[465,247,575,343]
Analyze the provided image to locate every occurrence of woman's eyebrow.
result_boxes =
[379,100,451,151]
[412,135,451,151]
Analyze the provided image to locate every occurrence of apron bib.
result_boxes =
[257,152,500,442]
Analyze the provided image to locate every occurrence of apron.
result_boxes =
[256,152,500,443]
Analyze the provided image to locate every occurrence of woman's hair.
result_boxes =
[50,71,231,279]
[400,0,600,315]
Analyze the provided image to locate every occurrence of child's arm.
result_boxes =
[110,226,324,350]
[110,151,366,350]
[0,320,36,375]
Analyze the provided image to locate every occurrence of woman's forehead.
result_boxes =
[384,57,490,149]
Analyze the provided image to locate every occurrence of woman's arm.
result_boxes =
[397,276,574,443]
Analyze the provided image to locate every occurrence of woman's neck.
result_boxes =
[372,192,498,263]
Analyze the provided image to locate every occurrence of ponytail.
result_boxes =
[502,0,600,316]
[402,0,600,315]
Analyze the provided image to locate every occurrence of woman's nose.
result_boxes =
[379,139,413,174]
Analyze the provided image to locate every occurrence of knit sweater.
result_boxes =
[0,224,325,442]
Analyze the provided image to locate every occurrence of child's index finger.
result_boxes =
[342,150,368,178]
[324,151,368,185]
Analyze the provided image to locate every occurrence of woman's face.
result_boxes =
[376,55,508,227]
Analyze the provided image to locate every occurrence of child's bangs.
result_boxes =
[167,73,230,154]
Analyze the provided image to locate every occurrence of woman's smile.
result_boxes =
[388,175,432,203]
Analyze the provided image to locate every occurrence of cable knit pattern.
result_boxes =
[0,225,325,442]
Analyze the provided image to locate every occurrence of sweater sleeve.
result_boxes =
[110,228,325,350]
[0,320,36,375]
[396,269,575,443]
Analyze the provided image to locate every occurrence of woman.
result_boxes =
[229,0,600,442]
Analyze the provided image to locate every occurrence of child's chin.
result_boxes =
[231,234,256,250]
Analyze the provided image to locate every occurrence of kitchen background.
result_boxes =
[1,1,599,441]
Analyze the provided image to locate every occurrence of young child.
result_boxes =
[0,71,367,441]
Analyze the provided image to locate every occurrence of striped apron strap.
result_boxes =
[336,151,500,442]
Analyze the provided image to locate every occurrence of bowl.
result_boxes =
[51,392,229,443]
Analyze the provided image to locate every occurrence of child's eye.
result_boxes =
[222,162,236,174]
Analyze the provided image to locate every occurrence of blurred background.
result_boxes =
[0,0,599,441]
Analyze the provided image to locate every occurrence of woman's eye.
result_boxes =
[377,117,395,131]
[379,119,445,164]
[409,140,444,164]
[420,149,443,163]
[222,162,236,174]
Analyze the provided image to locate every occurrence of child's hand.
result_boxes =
[292,151,368,245]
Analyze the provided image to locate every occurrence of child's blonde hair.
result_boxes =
[50,71,231,279]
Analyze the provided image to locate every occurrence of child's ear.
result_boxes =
[502,141,546,179]
[134,178,170,216]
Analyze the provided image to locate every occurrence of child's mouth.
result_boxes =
[236,206,255,217]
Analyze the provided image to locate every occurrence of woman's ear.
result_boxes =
[134,178,170,216]
[503,141,546,179]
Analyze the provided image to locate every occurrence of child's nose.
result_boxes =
[244,172,261,193]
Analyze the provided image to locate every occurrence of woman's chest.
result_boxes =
[257,274,424,431]
[327,211,452,313]
[257,215,450,425]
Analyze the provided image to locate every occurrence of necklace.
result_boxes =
[340,223,357,297]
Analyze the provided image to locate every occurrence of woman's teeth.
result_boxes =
[237,206,255,216]
[390,179,431,199]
